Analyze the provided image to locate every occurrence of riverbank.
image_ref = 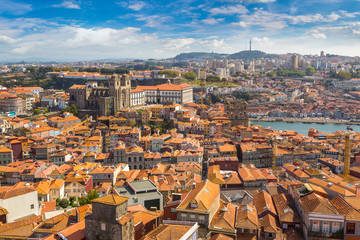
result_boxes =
[251,120,360,135]
[250,117,360,125]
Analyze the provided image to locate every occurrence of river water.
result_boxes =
[251,120,360,135]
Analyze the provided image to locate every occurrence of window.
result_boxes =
[101,223,106,231]
[171,208,176,212]
[198,215,205,224]
[346,223,355,234]
[181,213,187,221]
[128,157,131,162]
[332,222,340,232]
[30,204,34,209]
[312,221,320,231]
[323,222,330,233]
[190,214,196,221]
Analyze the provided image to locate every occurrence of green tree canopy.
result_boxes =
[59,198,70,208]
[183,72,197,80]
[158,70,179,77]
[305,66,315,76]
[337,70,351,80]
[206,75,221,82]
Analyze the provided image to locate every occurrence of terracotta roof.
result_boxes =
[235,204,259,230]
[177,179,220,213]
[331,195,360,221]
[143,224,193,240]
[253,191,277,216]
[42,220,85,240]
[0,146,12,153]
[0,185,36,199]
[209,234,235,240]
[209,201,236,234]
[92,194,128,206]
[299,193,339,215]
[0,206,8,215]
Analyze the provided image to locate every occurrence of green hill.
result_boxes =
[172,50,278,61]
[173,52,227,61]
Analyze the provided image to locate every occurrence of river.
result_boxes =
[251,120,360,135]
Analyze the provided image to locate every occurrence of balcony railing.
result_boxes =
[309,230,343,239]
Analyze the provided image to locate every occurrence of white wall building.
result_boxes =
[0,185,39,223]
[135,83,193,104]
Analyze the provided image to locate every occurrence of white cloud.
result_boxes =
[326,13,341,22]
[53,1,80,9]
[120,1,147,11]
[251,37,274,46]
[201,18,224,24]
[0,36,17,45]
[209,4,248,15]
[134,15,171,28]
[231,21,248,28]
[163,38,195,50]
[309,30,327,39]
[245,0,276,3]
[232,9,355,31]
[0,0,32,15]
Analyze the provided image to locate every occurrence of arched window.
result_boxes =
[134,165,137,169]
[128,157,131,162]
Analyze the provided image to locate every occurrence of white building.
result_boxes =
[135,83,193,104]
[130,88,145,107]
[0,184,39,223]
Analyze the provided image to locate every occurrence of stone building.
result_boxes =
[69,74,131,117]
[225,100,249,127]
[85,194,134,240]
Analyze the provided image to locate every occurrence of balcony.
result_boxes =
[309,230,343,239]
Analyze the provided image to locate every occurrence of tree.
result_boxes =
[158,70,179,77]
[61,104,78,116]
[59,198,70,208]
[183,72,197,80]
[337,70,351,80]
[87,190,100,201]
[27,66,37,73]
[33,108,40,115]
[206,75,220,82]
[305,66,315,76]
[114,68,130,74]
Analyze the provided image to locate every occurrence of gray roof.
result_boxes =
[128,180,157,191]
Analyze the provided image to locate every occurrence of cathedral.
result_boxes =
[225,100,249,127]
[69,74,131,117]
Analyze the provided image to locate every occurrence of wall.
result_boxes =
[0,190,38,223]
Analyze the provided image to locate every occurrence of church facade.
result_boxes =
[69,74,131,117]
[225,100,249,127]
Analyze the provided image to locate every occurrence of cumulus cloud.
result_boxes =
[209,4,248,15]
[251,37,274,46]
[201,18,224,24]
[0,36,17,45]
[245,0,276,3]
[309,30,327,39]
[119,1,147,11]
[134,15,171,28]
[232,9,353,30]
[0,0,32,15]
[231,21,248,28]
[53,0,80,9]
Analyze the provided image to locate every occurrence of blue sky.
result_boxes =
[0,0,360,61]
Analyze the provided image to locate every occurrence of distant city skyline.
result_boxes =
[0,0,360,61]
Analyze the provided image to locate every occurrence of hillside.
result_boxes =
[173,50,278,61]
[173,52,228,61]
